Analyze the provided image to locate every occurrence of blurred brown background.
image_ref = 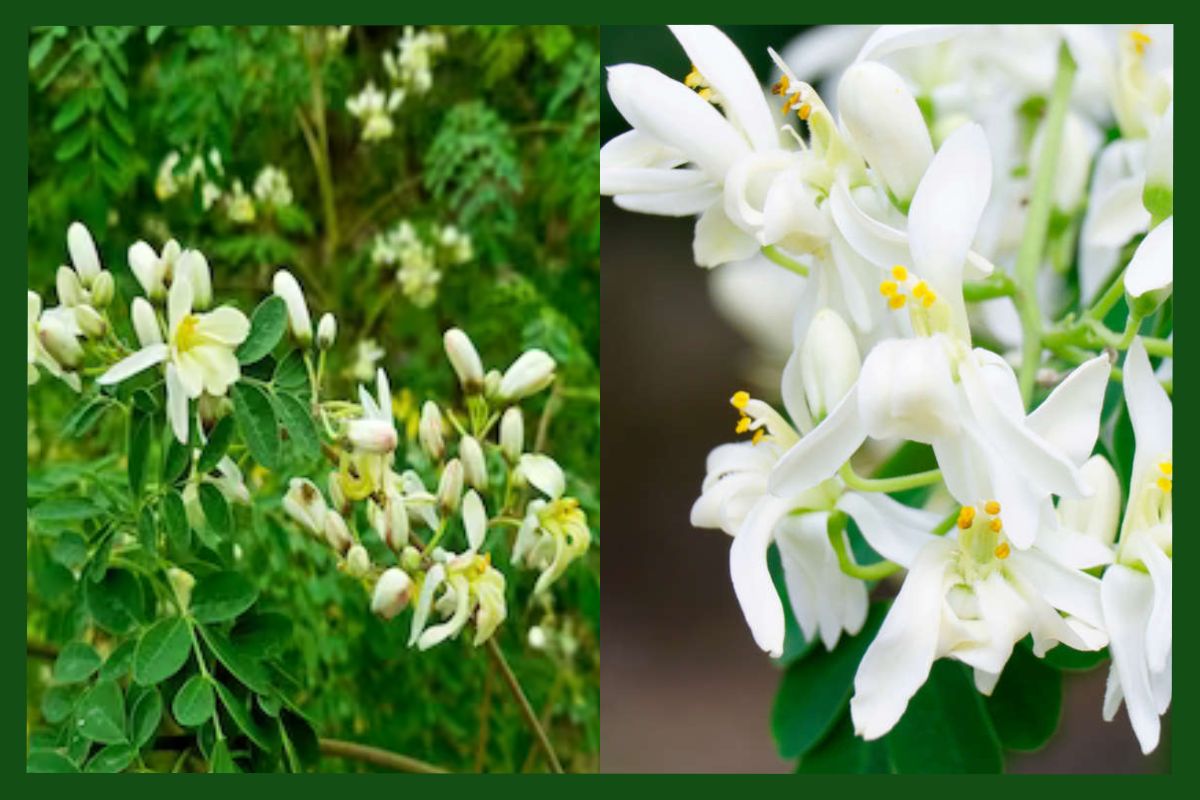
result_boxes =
[598,25,1170,774]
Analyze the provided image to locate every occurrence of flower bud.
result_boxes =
[323,510,353,554]
[799,309,861,422]
[131,297,163,347]
[1144,102,1173,220]
[90,271,114,308]
[167,567,196,612]
[462,489,487,554]
[500,407,523,463]
[74,304,107,339]
[484,369,502,401]
[400,546,422,572]
[178,250,212,309]
[56,266,85,307]
[327,470,348,514]
[443,327,484,393]
[499,349,556,402]
[128,241,167,300]
[272,269,313,345]
[459,435,488,490]
[527,625,547,650]
[837,61,933,204]
[1058,455,1121,547]
[419,401,445,460]
[345,543,371,578]
[67,221,102,288]
[347,417,399,454]
[38,315,83,369]
[282,477,327,537]
[317,313,337,351]
[370,488,410,551]
[371,567,413,619]
[437,458,464,514]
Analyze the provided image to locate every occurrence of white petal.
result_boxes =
[375,368,392,421]
[67,221,101,284]
[1124,216,1173,298]
[693,202,760,268]
[1124,338,1172,469]
[97,343,169,385]
[851,538,954,740]
[613,187,722,217]
[769,385,866,497]
[1140,542,1172,674]
[168,273,194,332]
[601,166,712,196]
[1083,176,1150,248]
[409,564,446,647]
[418,576,471,650]
[599,129,686,171]
[196,307,250,346]
[729,495,791,657]
[1008,548,1104,630]
[854,24,961,63]
[1101,565,1161,754]
[518,454,565,500]
[462,490,487,554]
[829,180,910,268]
[1027,354,1111,466]
[1034,524,1114,570]
[166,362,190,443]
[837,491,939,566]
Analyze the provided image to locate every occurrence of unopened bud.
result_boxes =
[282,477,327,537]
[347,417,398,454]
[178,250,212,309]
[1058,455,1121,547]
[400,546,422,572]
[460,435,488,490]
[345,543,371,578]
[56,266,85,307]
[437,458,464,513]
[272,269,313,345]
[74,305,107,338]
[484,369,502,401]
[67,221,102,287]
[799,309,861,422]
[462,489,487,553]
[500,407,524,463]
[39,315,83,369]
[131,297,163,347]
[838,61,933,204]
[128,241,166,300]
[371,567,413,619]
[444,327,484,393]
[167,567,196,612]
[323,510,353,554]
[327,470,348,514]
[90,271,114,308]
[527,625,547,650]
[370,489,410,551]
[317,313,337,351]
[419,401,445,460]
[499,349,556,403]
[1144,102,1173,218]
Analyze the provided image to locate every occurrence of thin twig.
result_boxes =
[318,738,450,773]
[534,384,563,454]
[474,665,494,772]
[485,638,564,773]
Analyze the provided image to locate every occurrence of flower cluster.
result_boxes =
[606,25,1172,755]
[346,26,447,142]
[370,219,474,308]
[156,149,295,225]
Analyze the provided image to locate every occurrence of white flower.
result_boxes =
[272,269,313,345]
[347,367,398,455]
[177,250,213,310]
[128,239,182,301]
[369,486,410,551]
[282,477,328,537]
[316,313,337,351]
[323,510,353,554]
[345,544,371,578]
[444,327,484,393]
[1101,338,1172,754]
[512,462,590,595]
[347,82,404,142]
[437,459,464,514]
[66,221,102,288]
[252,165,293,208]
[419,401,445,460]
[411,552,506,650]
[500,407,524,463]
[1124,216,1172,300]
[371,567,413,620]
[28,292,81,390]
[462,489,487,555]
[156,152,182,200]
[130,297,162,347]
[226,179,256,224]
[499,349,556,402]
[460,435,488,491]
[98,277,250,442]
[167,567,196,611]
[517,454,565,500]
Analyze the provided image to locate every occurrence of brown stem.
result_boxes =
[319,738,450,774]
[485,638,564,773]
[534,384,563,454]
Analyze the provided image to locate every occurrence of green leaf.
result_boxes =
[1043,644,1108,672]
[28,31,58,72]
[773,602,888,758]
[236,295,288,364]
[137,506,157,552]
[27,749,80,773]
[198,626,272,694]
[42,683,84,724]
[77,679,127,744]
[53,641,101,684]
[198,482,232,535]
[62,394,111,438]
[161,428,191,485]
[100,639,137,681]
[50,532,88,570]
[161,489,190,551]
[274,392,319,462]
[231,612,293,658]
[54,123,89,162]
[127,411,152,496]
[32,497,103,522]
[197,415,235,474]
[172,674,215,727]
[214,681,274,751]
[190,571,258,624]
[85,743,136,773]
[272,350,310,401]
[796,711,891,773]
[133,616,192,685]
[984,644,1062,752]
[147,26,166,44]
[84,568,145,634]
[52,90,90,133]
[883,660,1004,773]
[232,383,280,469]
[210,737,238,773]
[128,686,163,748]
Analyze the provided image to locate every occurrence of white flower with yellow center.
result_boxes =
[98,276,250,442]
[409,552,506,650]
[513,455,591,594]
[1101,338,1172,754]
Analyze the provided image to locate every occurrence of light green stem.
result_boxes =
[761,245,809,277]
[1086,266,1128,321]
[1015,43,1076,406]
[838,462,942,494]
[826,512,899,581]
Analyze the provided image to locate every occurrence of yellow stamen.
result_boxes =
[1130,31,1151,55]
[735,415,751,434]
[174,314,202,352]
[684,66,703,88]
[1159,461,1173,476]
[771,75,790,96]
[1157,477,1172,493]
[698,88,714,102]
[879,280,898,297]
[731,390,750,410]
[781,93,801,115]
[989,518,1003,533]
[752,428,766,445]
[912,280,929,299]
[984,500,1001,516]
[957,506,976,530]
[888,294,907,309]
[921,291,937,308]
[994,542,1011,560]
[891,265,908,281]
[798,103,812,121]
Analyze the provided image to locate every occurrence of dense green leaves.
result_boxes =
[128,686,164,748]
[86,743,137,773]
[231,382,280,469]
[133,616,193,685]
[274,392,319,461]
[190,571,258,624]
[197,415,236,474]
[53,641,101,684]
[173,675,215,727]
[199,482,232,535]
[84,568,145,634]
[237,295,288,364]
[77,679,127,744]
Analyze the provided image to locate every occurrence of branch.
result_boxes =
[319,738,450,774]
[485,638,564,773]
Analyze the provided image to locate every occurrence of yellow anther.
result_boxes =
[698,88,714,102]
[957,506,976,530]
[994,542,1011,560]
[731,390,750,410]
[912,280,928,299]
[781,92,801,115]
[771,75,790,96]
[891,265,908,281]
[684,66,703,88]
[1130,30,1151,55]
[989,517,1003,533]
[984,500,1001,516]
[735,415,751,434]
[879,280,898,297]
[798,103,812,121]
[1157,477,1172,493]
[921,291,937,308]
[1159,461,1173,476]
[752,428,766,445]
[888,294,907,309]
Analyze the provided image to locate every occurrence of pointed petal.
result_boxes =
[837,491,939,566]
[518,454,566,500]
[168,272,194,331]
[1124,338,1172,469]
[613,186,722,217]
[1101,565,1161,754]
[1140,542,1172,674]
[166,362,190,443]
[1027,354,1111,465]
[600,129,686,171]
[730,495,791,657]
[462,490,487,554]
[769,385,866,497]
[1125,216,1173,297]
[1008,548,1105,630]
[693,202,760,268]
[97,343,168,385]
[854,25,961,63]
[196,306,250,346]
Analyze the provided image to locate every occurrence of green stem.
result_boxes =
[761,245,810,277]
[1086,266,1128,321]
[1015,43,1076,406]
[962,271,1016,302]
[932,507,960,536]
[826,512,900,581]
[838,462,942,494]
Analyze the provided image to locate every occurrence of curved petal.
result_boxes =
[694,202,760,268]
[829,180,909,268]
[600,129,686,171]
[409,564,446,647]
[1124,338,1172,470]
[613,186,721,217]
[418,576,472,650]
[518,454,566,500]
[1140,542,1172,674]
[1008,548,1104,630]
[730,495,792,657]
[167,273,194,333]
[462,490,487,554]
[1027,354,1111,466]
[769,385,866,497]
[165,362,190,443]
[1125,216,1173,298]
[1101,565,1161,754]
[601,166,713,196]
[836,491,939,566]
[854,24,961,63]
[197,306,250,346]
[851,538,954,740]
[1034,524,1114,570]
[97,343,169,385]
[1083,176,1150,248]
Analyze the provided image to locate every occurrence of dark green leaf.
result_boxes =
[773,603,888,758]
[197,416,235,474]
[53,641,101,684]
[85,743,136,773]
[100,639,136,680]
[198,626,271,694]
[84,568,145,634]
[62,395,111,438]
[280,709,319,768]
[984,644,1062,752]
[41,683,84,724]
[209,737,238,773]
[796,711,891,773]
[214,681,274,751]
[128,411,152,496]
[198,482,232,535]
[191,571,258,624]
[133,616,192,685]
[32,497,103,522]
[161,428,191,485]
[161,489,190,551]
[172,674,214,727]
[231,612,292,658]
[232,383,279,469]
[236,295,288,364]
[883,660,1003,773]
[137,506,157,552]
[128,686,163,748]
[272,350,310,401]
[50,532,88,570]
[77,679,127,744]
[1043,644,1109,672]
[274,392,319,462]
[27,749,80,773]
